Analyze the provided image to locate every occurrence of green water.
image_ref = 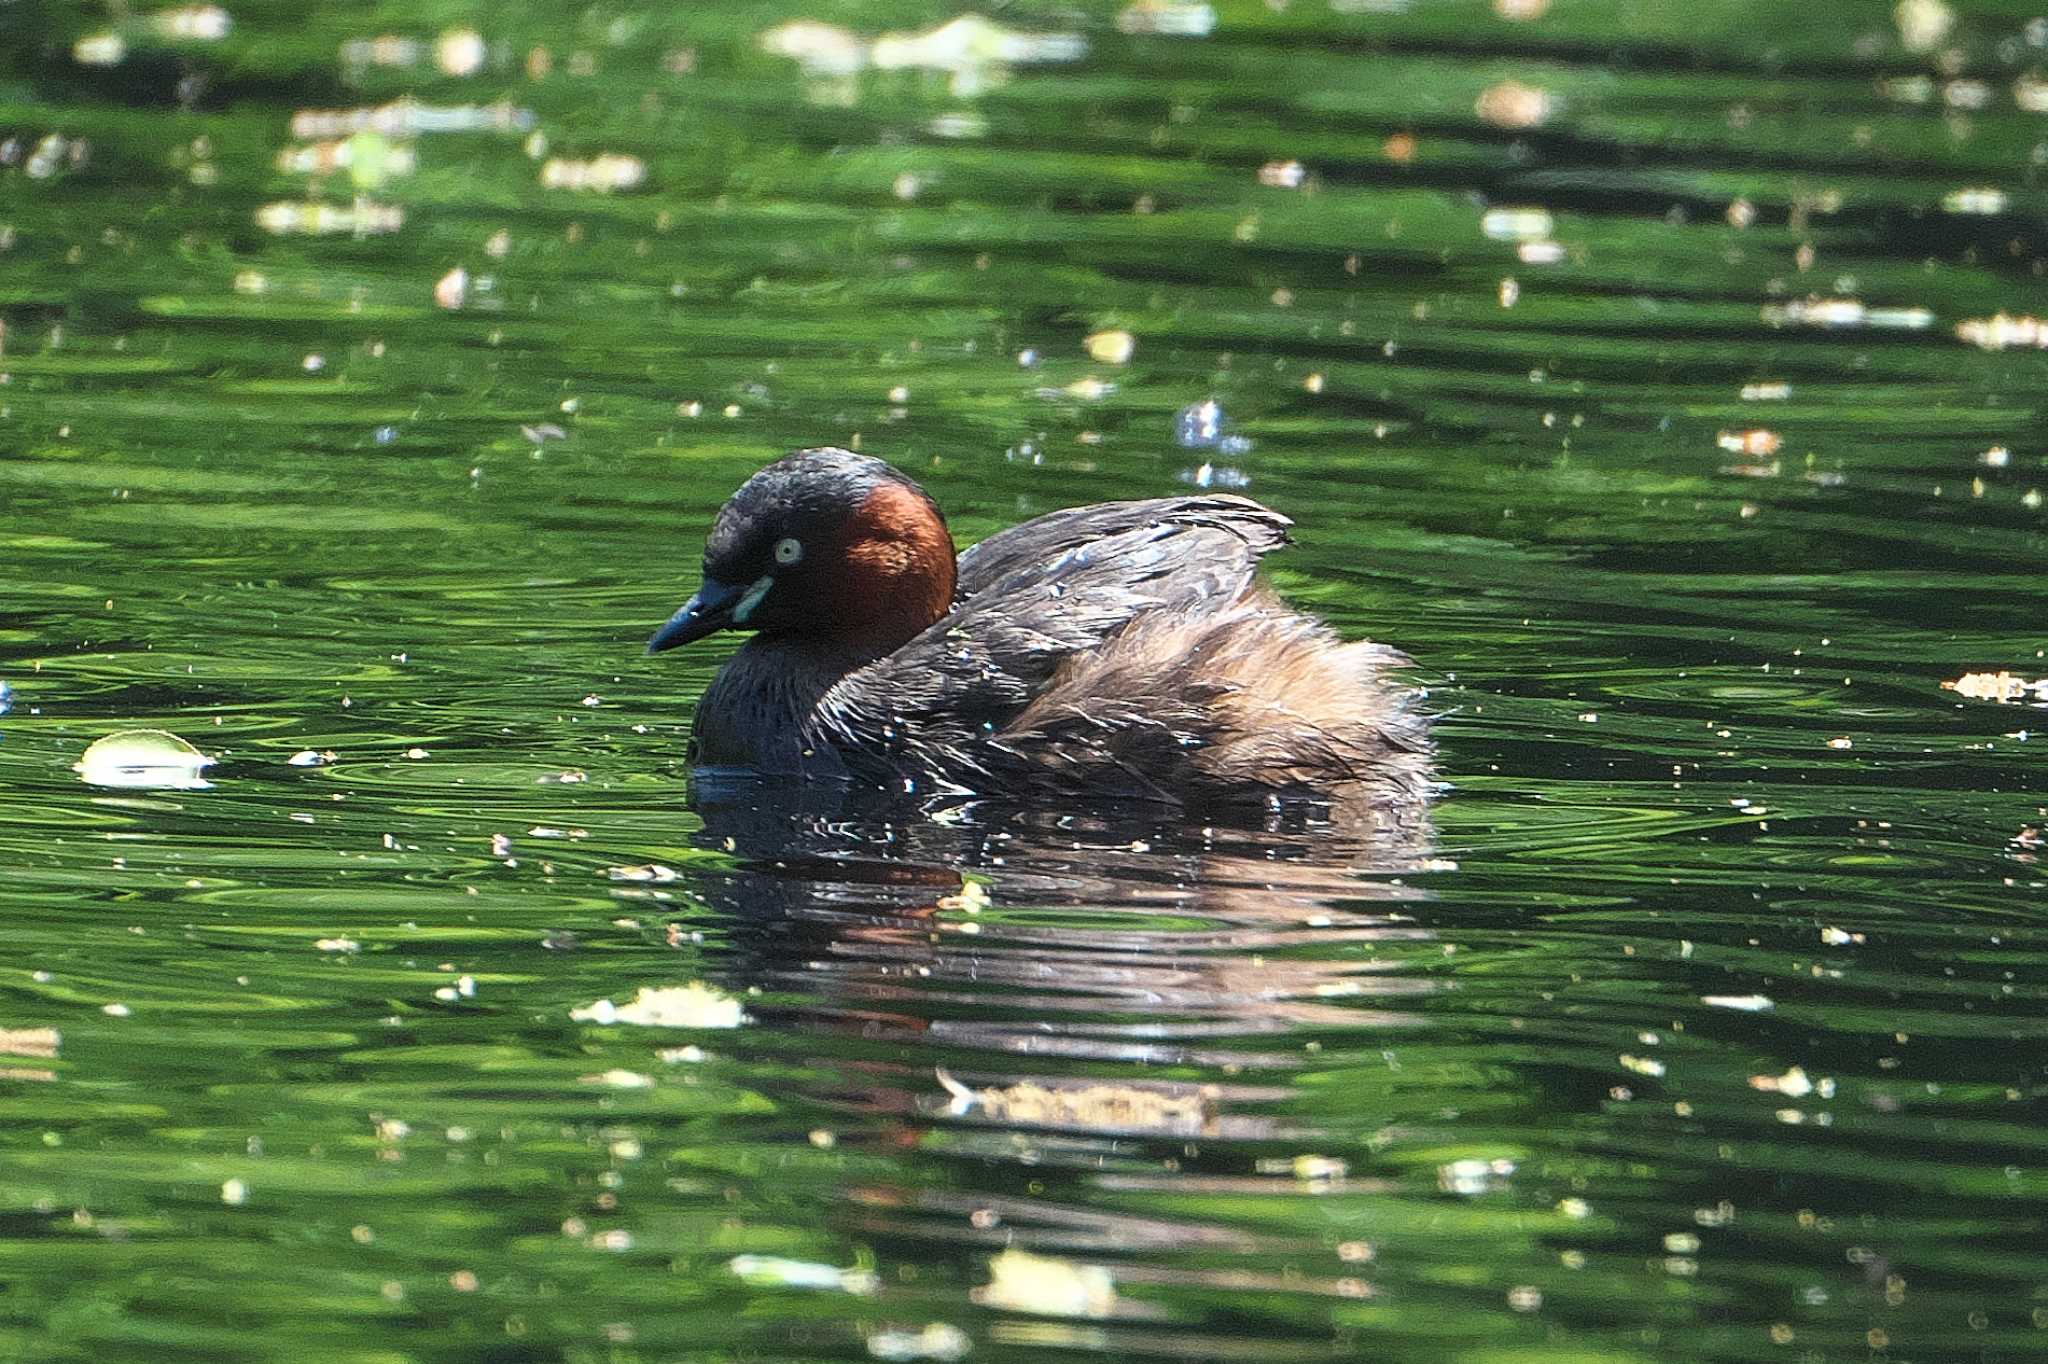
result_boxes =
[4,0,2048,1360]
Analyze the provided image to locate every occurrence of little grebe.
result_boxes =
[646,448,1431,812]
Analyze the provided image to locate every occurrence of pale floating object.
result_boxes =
[1750,1065,1817,1097]
[2016,73,2048,113]
[75,729,215,790]
[865,1322,972,1363]
[256,200,404,236]
[340,34,423,69]
[1701,994,1774,1012]
[435,28,486,77]
[1764,297,1933,331]
[571,983,747,1028]
[314,937,359,953]
[1716,429,1782,456]
[221,1178,248,1205]
[1255,1153,1349,1180]
[1981,446,2011,467]
[728,1254,878,1295]
[1494,0,1551,17]
[153,5,232,41]
[276,133,416,189]
[289,99,534,140]
[1084,329,1135,364]
[1482,206,1554,241]
[434,266,469,310]
[1956,312,2048,350]
[936,1067,1214,1133]
[539,154,647,192]
[1740,381,1791,401]
[1475,79,1555,129]
[1618,1054,1666,1078]
[580,1069,654,1089]
[1257,159,1307,189]
[1498,277,1520,308]
[1819,925,1866,945]
[1438,1156,1516,1194]
[870,15,1087,76]
[1942,187,2009,215]
[287,749,335,766]
[1117,0,1218,36]
[759,20,868,77]
[73,32,126,65]
[0,1028,59,1058]
[975,1248,1116,1318]
[1895,0,1954,54]
[598,860,679,880]
[1943,671,2048,702]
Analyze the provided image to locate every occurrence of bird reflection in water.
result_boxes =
[640,773,1442,1324]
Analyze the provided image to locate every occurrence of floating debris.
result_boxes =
[571,983,747,1028]
[975,1248,1117,1319]
[764,14,1084,96]
[340,34,424,69]
[74,730,215,790]
[1740,381,1792,401]
[1956,312,2048,350]
[1895,0,1954,54]
[1257,159,1308,189]
[1117,1,1218,36]
[256,200,404,236]
[1942,187,2009,215]
[72,32,126,65]
[1750,1065,1833,1098]
[1482,206,1554,241]
[1701,994,1774,1012]
[290,100,535,140]
[1944,671,2048,702]
[728,1254,878,1295]
[604,864,680,882]
[759,21,869,77]
[936,1068,1216,1134]
[865,1322,973,1362]
[153,5,232,41]
[435,28,486,77]
[0,1028,59,1058]
[1439,1156,1516,1195]
[276,132,416,189]
[539,154,647,192]
[1255,1153,1350,1181]
[1717,429,1782,456]
[1763,297,1933,331]
[314,938,359,953]
[0,681,11,716]
[1475,79,1556,129]
[287,749,336,766]
[434,266,469,310]
[1083,329,1135,364]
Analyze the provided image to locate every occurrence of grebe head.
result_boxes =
[647,448,957,657]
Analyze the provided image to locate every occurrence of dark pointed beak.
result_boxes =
[646,578,743,654]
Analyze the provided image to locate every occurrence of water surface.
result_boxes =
[3,2,2047,1361]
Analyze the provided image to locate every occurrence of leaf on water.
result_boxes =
[570,983,746,1028]
[74,729,215,789]
[727,1254,877,1295]
[935,1067,1215,1134]
[1943,671,2048,702]
[974,1248,1117,1319]
[0,1028,59,1058]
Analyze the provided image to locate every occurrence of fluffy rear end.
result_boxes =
[1000,592,1433,816]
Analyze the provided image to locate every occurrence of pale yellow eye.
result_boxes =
[774,537,804,565]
